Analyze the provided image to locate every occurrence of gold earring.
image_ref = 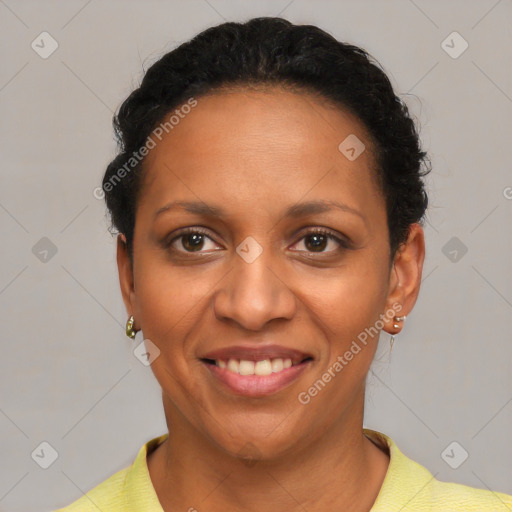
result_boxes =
[390,315,406,351]
[126,315,136,339]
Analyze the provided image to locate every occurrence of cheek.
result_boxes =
[299,282,385,414]
[134,251,208,320]
[301,256,388,337]
[132,258,215,367]
[298,260,389,387]
[133,264,210,402]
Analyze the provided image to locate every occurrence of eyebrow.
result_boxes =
[154,199,365,221]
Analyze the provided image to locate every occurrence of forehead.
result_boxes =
[138,87,383,220]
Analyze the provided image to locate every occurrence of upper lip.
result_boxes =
[200,344,313,365]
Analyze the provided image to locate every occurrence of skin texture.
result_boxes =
[117,87,425,511]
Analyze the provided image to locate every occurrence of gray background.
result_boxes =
[0,0,511,510]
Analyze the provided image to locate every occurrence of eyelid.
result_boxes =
[294,226,350,244]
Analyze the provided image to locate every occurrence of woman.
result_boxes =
[56,17,512,512]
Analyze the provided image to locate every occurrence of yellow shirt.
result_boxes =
[55,429,512,511]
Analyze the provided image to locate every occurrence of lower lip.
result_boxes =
[203,361,311,397]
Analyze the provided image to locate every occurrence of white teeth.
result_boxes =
[239,360,255,376]
[217,357,298,375]
[271,358,283,373]
[227,359,239,373]
[254,359,272,376]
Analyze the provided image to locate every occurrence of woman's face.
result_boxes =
[118,87,424,460]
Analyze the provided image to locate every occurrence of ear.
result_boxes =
[383,223,425,334]
[117,233,136,323]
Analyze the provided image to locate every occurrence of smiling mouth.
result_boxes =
[201,357,313,376]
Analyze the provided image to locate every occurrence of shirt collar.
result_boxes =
[363,428,435,511]
[124,433,168,511]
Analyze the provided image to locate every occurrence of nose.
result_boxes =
[212,244,296,331]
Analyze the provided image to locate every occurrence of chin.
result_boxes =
[200,409,311,463]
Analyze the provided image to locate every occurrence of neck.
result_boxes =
[148,389,389,512]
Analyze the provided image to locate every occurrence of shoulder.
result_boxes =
[364,428,512,512]
[53,466,129,511]
[53,433,168,512]
[426,478,512,511]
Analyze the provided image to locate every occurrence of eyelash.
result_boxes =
[164,226,349,256]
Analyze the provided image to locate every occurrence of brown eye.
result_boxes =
[166,228,220,254]
[304,233,329,252]
[181,232,206,252]
[292,229,347,254]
